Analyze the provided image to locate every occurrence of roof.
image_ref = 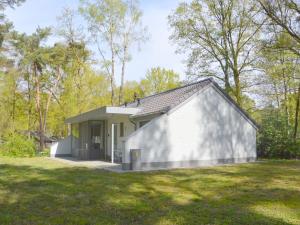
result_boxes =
[65,78,258,129]
[124,78,212,117]
[124,78,258,129]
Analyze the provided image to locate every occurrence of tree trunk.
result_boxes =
[224,69,231,94]
[33,63,44,151]
[119,60,125,105]
[110,32,115,106]
[110,60,115,106]
[233,67,242,106]
[119,45,127,105]
[293,82,300,140]
[43,66,62,137]
[11,81,17,131]
[220,9,231,95]
[279,52,290,134]
[27,70,32,138]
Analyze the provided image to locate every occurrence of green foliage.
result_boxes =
[122,80,143,103]
[140,67,181,96]
[36,148,50,157]
[168,0,260,106]
[258,111,300,159]
[0,134,36,157]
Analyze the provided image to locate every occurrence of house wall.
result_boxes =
[50,136,72,157]
[123,85,257,170]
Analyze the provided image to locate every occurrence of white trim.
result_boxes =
[106,107,140,114]
[210,85,258,130]
[166,83,213,116]
[65,106,140,124]
[166,83,258,130]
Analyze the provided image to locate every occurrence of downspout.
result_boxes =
[129,116,137,131]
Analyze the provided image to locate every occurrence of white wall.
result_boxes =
[124,85,257,165]
[106,115,135,157]
[50,136,72,157]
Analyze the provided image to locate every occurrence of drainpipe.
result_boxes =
[129,117,137,131]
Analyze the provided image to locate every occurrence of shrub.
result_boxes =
[0,134,37,157]
[257,112,300,159]
[36,148,50,157]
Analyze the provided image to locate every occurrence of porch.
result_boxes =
[64,106,139,163]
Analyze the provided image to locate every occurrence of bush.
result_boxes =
[36,148,50,157]
[0,134,37,157]
[257,112,300,159]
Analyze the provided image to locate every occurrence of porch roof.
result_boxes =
[65,106,140,124]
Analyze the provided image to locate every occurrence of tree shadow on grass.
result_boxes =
[0,160,299,225]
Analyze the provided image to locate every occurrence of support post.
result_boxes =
[111,123,114,163]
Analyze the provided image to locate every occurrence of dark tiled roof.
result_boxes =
[124,78,212,117]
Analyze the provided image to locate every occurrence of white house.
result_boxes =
[51,78,258,170]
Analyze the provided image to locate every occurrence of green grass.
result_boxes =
[0,158,299,225]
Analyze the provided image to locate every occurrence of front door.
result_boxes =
[90,121,104,160]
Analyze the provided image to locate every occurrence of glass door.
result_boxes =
[90,121,104,160]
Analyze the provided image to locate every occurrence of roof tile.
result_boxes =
[124,78,212,117]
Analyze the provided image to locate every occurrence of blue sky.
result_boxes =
[5,0,187,83]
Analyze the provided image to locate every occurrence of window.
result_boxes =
[139,120,149,128]
[120,122,124,137]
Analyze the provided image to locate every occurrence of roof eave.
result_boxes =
[65,106,141,124]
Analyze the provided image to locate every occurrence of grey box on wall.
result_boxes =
[130,149,141,170]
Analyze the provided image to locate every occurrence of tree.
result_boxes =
[12,28,72,150]
[169,0,264,106]
[12,28,50,150]
[258,0,300,56]
[122,80,143,102]
[0,0,24,7]
[258,32,299,135]
[258,0,300,140]
[0,0,25,47]
[140,67,181,96]
[80,0,126,106]
[56,7,85,45]
[0,67,23,136]
[80,0,147,106]
[118,0,147,105]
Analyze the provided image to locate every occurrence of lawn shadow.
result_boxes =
[0,160,299,225]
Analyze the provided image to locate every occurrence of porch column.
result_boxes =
[111,123,114,163]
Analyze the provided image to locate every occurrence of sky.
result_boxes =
[5,0,188,83]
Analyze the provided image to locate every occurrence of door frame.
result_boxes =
[88,120,105,160]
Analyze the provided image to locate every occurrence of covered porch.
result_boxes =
[64,106,139,163]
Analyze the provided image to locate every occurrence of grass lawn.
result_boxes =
[0,158,299,225]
